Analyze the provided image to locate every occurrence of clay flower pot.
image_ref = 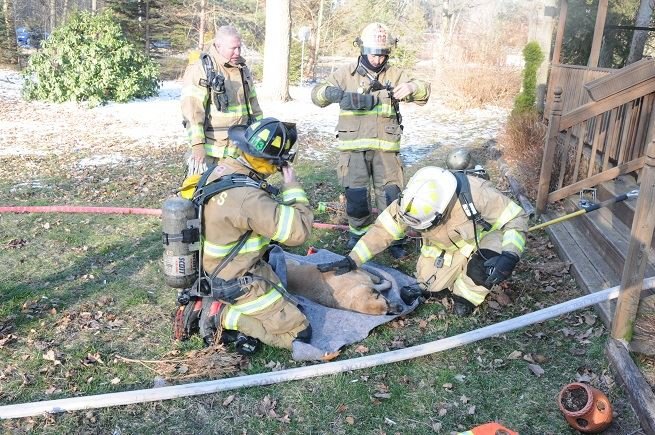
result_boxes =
[558,382,613,433]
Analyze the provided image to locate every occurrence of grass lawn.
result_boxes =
[0,141,645,434]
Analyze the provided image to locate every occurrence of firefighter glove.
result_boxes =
[316,256,357,275]
[484,251,519,287]
[339,92,378,111]
[324,86,344,103]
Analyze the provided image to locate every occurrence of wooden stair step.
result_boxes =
[543,210,618,325]
[563,197,655,279]
[595,175,644,234]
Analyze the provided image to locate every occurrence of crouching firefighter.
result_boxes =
[316,166,528,316]
[164,118,314,353]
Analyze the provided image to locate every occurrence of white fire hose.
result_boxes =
[1,277,653,420]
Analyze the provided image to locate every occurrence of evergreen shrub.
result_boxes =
[22,11,159,105]
[513,41,544,114]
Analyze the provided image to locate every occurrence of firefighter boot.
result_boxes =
[388,244,408,260]
[451,294,475,317]
[199,299,225,346]
[220,330,261,355]
[346,233,361,250]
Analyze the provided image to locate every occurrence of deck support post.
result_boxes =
[612,115,655,342]
[536,87,563,216]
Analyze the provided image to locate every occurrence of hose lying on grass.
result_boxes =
[1,276,653,420]
[0,205,350,231]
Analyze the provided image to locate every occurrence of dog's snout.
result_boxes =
[387,302,404,315]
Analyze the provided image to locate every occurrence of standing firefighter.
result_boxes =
[181,25,263,175]
[178,118,313,352]
[317,167,528,316]
[311,22,430,259]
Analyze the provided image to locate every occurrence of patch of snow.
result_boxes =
[0,68,508,168]
[77,154,131,167]
[10,180,50,192]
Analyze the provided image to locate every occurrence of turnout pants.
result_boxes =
[416,232,503,306]
[219,266,308,349]
[337,150,404,234]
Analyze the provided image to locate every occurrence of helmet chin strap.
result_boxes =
[358,55,388,74]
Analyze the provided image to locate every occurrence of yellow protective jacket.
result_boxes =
[181,45,263,159]
[350,175,528,267]
[311,60,430,152]
[201,158,313,278]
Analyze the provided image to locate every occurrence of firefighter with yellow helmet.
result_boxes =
[311,22,431,259]
[317,167,528,316]
[178,118,313,352]
[180,25,263,176]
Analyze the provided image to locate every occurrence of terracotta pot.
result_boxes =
[558,382,613,433]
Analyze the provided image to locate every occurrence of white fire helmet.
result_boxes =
[357,22,397,56]
[398,167,457,230]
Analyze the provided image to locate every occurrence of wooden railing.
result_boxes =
[545,64,612,118]
[536,60,655,214]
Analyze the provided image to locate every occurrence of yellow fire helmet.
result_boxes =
[179,174,201,200]
[398,167,457,230]
[356,22,397,56]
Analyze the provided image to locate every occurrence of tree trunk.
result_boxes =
[91,0,97,13]
[528,0,557,113]
[627,0,654,65]
[310,0,324,81]
[1,0,18,65]
[49,0,56,34]
[262,0,291,101]
[197,0,206,50]
[144,0,150,55]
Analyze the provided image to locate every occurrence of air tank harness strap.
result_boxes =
[187,274,255,305]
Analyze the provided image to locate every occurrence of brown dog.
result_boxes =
[285,260,401,315]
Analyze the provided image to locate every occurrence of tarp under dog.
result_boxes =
[267,247,420,361]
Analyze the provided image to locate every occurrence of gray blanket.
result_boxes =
[266,247,419,361]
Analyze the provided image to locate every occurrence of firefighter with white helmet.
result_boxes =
[311,22,431,259]
[177,118,314,351]
[317,166,528,316]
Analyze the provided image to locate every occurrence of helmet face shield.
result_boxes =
[398,200,442,230]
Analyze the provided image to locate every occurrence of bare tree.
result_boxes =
[627,0,654,64]
[1,0,18,65]
[197,0,206,49]
[49,0,56,33]
[144,0,150,54]
[262,0,291,101]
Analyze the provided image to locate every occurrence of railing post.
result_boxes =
[611,123,655,343]
[536,87,563,216]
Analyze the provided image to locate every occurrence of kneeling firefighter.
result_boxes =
[316,166,528,316]
[165,118,314,352]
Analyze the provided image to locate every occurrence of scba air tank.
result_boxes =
[162,196,200,288]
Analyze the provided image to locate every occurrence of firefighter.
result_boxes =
[317,166,528,316]
[184,118,313,351]
[181,25,263,175]
[311,22,431,259]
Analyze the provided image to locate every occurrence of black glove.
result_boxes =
[484,251,519,287]
[316,256,357,275]
[339,92,378,110]
[324,86,344,103]
[399,284,425,306]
